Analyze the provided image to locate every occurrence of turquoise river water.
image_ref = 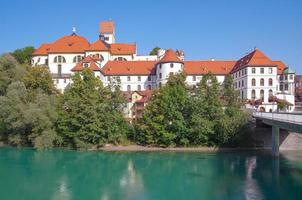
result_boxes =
[1,148,302,200]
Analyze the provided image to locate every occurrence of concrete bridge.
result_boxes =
[253,112,302,157]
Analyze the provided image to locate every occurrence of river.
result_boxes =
[1,148,302,200]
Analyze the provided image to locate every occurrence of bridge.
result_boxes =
[253,112,302,157]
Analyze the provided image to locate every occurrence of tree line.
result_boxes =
[0,53,249,150]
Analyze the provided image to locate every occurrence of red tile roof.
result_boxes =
[102,61,156,75]
[32,44,52,56]
[110,44,136,55]
[158,49,183,64]
[71,56,101,72]
[48,35,90,53]
[231,49,276,73]
[100,21,115,34]
[272,61,286,75]
[184,61,236,75]
[87,40,109,51]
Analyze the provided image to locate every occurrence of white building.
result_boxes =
[32,21,295,113]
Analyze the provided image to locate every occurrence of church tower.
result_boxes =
[99,21,115,44]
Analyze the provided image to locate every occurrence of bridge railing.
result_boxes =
[253,112,302,125]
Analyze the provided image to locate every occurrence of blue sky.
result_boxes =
[1,0,302,73]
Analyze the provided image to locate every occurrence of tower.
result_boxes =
[99,21,115,44]
[156,49,184,87]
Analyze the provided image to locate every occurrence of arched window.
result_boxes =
[127,85,131,91]
[92,54,104,61]
[260,78,264,86]
[73,55,84,63]
[137,85,141,91]
[252,78,256,86]
[54,56,66,63]
[269,89,273,96]
[260,89,264,101]
[251,90,256,99]
[170,63,174,68]
[114,57,127,61]
[269,78,273,86]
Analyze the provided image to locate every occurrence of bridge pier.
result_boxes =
[272,125,280,157]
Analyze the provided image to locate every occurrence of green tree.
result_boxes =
[188,73,223,145]
[136,72,190,147]
[0,81,59,149]
[57,69,129,149]
[149,47,160,56]
[11,46,35,64]
[0,54,26,95]
[22,66,58,96]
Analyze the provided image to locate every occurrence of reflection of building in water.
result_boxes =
[52,177,71,200]
[244,156,263,200]
[100,160,145,200]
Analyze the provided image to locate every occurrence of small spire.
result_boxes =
[71,26,77,36]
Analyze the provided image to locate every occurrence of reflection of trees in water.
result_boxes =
[2,149,302,200]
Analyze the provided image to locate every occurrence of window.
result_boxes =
[148,85,151,90]
[159,73,162,79]
[170,63,174,68]
[73,55,83,63]
[159,82,162,88]
[57,64,62,75]
[137,85,141,91]
[285,75,288,81]
[235,82,237,88]
[280,84,284,91]
[148,76,151,81]
[127,76,131,81]
[251,90,256,99]
[56,79,59,84]
[84,63,89,68]
[238,81,241,88]
[252,78,256,86]
[127,85,131,91]
[260,90,264,101]
[242,80,244,87]
[45,59,48,65]
[64,78,66,83]
[269,89,273,96]
[114,57,127,61]
[290,75,293,80]
[252,68,256,74]
[241,90,244,99]
[285,84,288,91]
[107,76,111,81]
[193,76,196,81]
[260,78,264,86]
[138,76,141,81]
[269,78,273,86]
[159,64,162,69]
[260,68,264,74]
[245,69,247,75]
[54,56,66,63]
[269,68,273,74]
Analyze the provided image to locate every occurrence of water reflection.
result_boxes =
[244,156,263,200]
[1,149,302,200]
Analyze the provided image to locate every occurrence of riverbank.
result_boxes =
[97,144,270,152]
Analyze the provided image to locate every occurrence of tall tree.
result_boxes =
[149,47,160,56]
[136,72,190,147]
[11,46,35,64]
[0,54,26,95]
[188,73,223,145]
[57,69,129,149]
